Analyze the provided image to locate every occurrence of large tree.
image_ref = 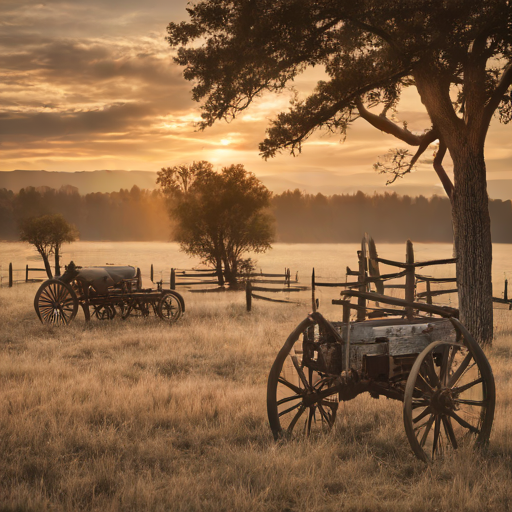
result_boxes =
[20,214,79,278]
[167,0,512,344]
[158,161,274,286]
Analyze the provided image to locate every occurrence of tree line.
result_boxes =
[1,185,512,244]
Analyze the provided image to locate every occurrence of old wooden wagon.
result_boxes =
[34,261,184,325]
[267,292,495,462]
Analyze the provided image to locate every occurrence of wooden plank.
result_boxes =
[251,293,298,304]
[416,288,458,298]
[251,285,304,292]
[340,290,459,318]
[415,275,457,283]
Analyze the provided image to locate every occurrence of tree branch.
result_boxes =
[345,18,401,56]
[355,97,425,146]
[433,139,453,200]
[480,60,512,140]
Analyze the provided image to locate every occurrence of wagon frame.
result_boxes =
[267,289,495,463]
[34,261,185,326]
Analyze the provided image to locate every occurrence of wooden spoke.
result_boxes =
[453,377,483,394]
[291,355,310,390]
[287,405,306,433]
[447,352,473,387]
[277,377,303,395]
[442,416,458,449]
[413,406,432,424]
[447,411,480,434]
[453,398,487,407]
[278,402,302,418]
[277,394,302,407]
[423,354,440,389]
[432,416,441,458]
[419,415,435,447]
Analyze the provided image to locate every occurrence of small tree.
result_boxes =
[158,162,274,287]
[20,214,79,278]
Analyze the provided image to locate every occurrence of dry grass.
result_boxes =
[1,284,512,511]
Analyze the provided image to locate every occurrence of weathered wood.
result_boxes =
[341,290,459,318]
[357,240,367,322]
[174,280,219,286]
[405,240,415,320]
[311,268,317,312]
[416,288,458,298]
[376,256,457,268]
[250,285,304,292]
[251,293,297,304]
[136,268,142,290]
[246,281,252,312]
[368,236,384,295]
[415,275,457,283]
[26,264,29,282]
[170,268,176,290]
[9,262,13,287]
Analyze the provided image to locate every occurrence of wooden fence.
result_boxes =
[1,263,48,287]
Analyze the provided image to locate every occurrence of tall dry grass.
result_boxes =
[1,284,512,511]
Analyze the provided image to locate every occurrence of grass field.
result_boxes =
[1,284,512,511]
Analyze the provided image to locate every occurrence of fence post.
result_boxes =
[504,278,508,301]
[405,240,415,320]
[357,249,366,322]
[26,264,29,282]
[150,264,154,283]
[286,268,291,288]
[9,263,13,287]
[171,268,176,290]
[312,268,317,312]
[246,281,252,312]
[295,271,298,282]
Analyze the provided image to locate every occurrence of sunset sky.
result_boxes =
[1,0,511,197]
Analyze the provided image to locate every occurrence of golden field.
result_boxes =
[1,284,512,511]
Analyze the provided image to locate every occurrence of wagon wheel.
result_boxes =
[92,305,116,320]
[403,319,495,462]
[267,317,339,440]
[157,292,183,324]
[34,279,79,325]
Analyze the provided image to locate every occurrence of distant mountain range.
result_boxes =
[1,169,512,200]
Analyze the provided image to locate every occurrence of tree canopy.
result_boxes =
[20,214,79,278]
[167,0,512,343]
[158,162,274,286]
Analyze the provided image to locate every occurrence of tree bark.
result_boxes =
[451,147,493,345]
[54,244,61,277]
[39,250,53,279]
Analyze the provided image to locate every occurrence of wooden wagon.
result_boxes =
[34,261,184,325]
[267,292,495,462]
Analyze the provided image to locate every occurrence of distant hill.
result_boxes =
[0,170,158,194]
[1,169,511,200]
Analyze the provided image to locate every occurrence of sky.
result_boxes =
[1,0,511,197]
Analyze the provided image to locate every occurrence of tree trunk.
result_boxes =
[40,251,53,279]
[451,148,493,345]
[54,244,61,277]
[216,260,225,286]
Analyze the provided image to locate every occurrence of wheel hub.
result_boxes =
[430,387,456,413]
